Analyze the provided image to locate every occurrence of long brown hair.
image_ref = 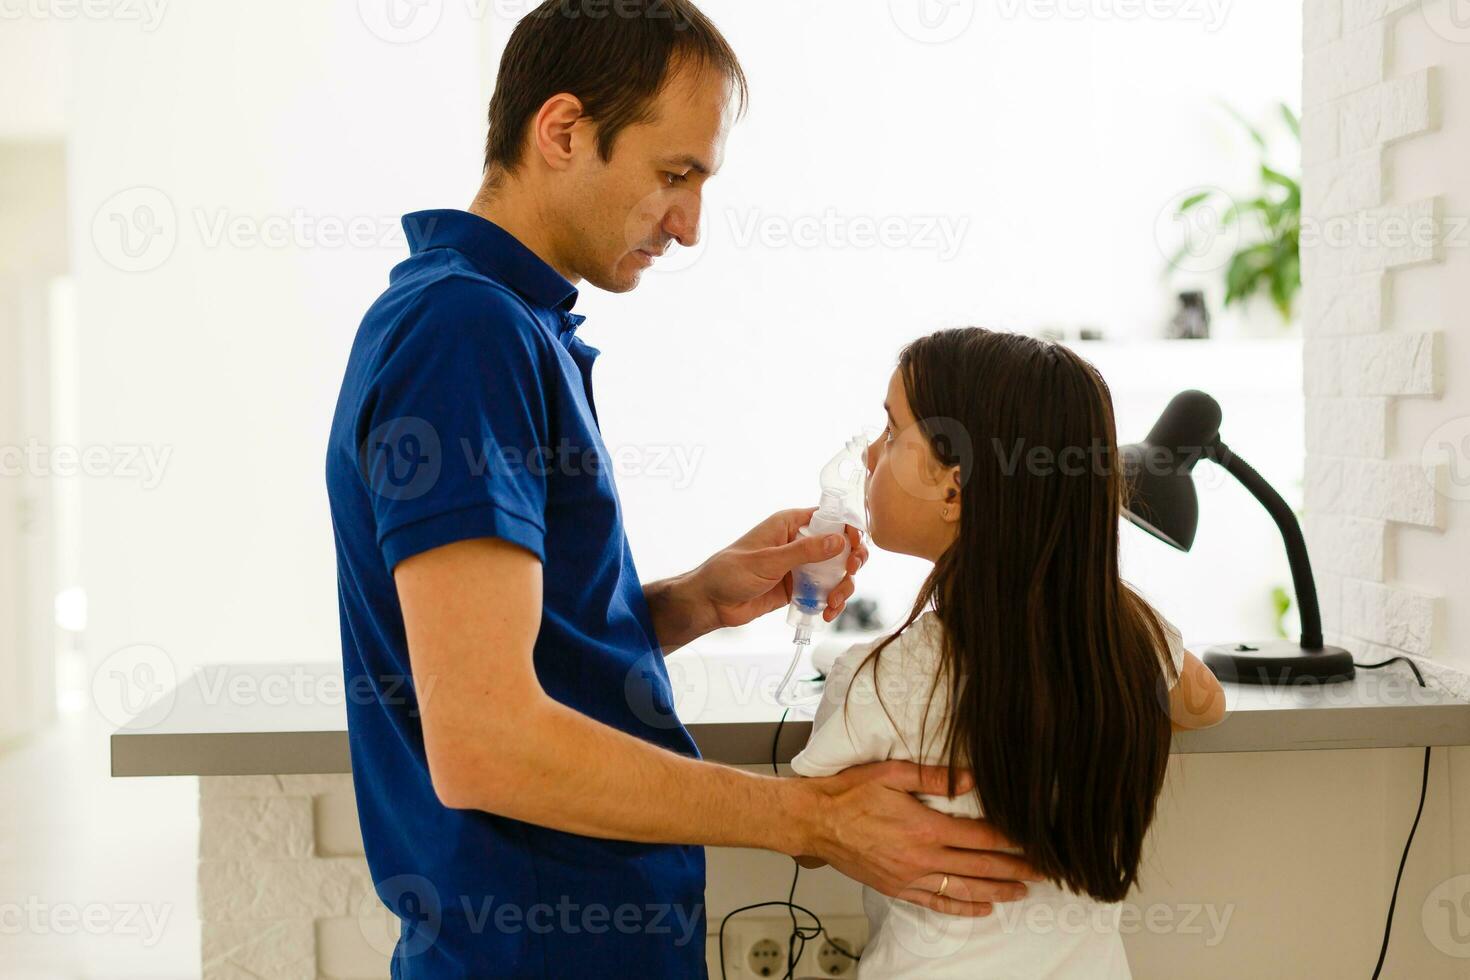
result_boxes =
[862,327,1175,904]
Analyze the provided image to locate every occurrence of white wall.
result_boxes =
[1300,0,1470,688]
[1384,0,1470,692]
[64,1,492,681]
[1299,0,1470,975]
[0,16,69,140]
[0,143,68,742]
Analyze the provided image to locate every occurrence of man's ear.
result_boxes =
[529,93,586,172]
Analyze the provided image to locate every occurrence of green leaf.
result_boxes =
[1173,106,1303,317]
[1221,101,1268,150]
[1165,242,1193,273]
[1261,165,1298,195]
[1279,103,1301,141]
[1178,191,1213,213]
[1272,587,1292,639]
[1270,266,1291,318]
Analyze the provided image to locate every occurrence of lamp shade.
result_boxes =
[1120,390,1222,553]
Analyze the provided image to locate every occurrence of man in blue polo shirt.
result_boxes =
[326,2,1038,976]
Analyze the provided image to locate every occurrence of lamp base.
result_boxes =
[1202,640,1356,685]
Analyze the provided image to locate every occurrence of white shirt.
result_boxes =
[790,610,1186,980]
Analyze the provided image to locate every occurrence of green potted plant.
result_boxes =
[1169,103,1302,325]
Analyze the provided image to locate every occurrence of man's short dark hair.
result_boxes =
[483,0,748,176]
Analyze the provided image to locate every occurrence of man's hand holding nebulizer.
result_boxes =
[776,434,870,707]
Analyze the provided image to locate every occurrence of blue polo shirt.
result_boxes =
[325,210,706,978]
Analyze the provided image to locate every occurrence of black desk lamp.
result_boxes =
[1120,390,1355,685]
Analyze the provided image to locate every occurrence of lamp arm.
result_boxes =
[1211,440,1325,650]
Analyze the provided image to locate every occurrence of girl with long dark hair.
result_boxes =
[791,328,1226,978]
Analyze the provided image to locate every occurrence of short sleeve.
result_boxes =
[790,642,901,778]
[358,282,552,570]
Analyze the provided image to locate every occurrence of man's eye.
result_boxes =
[665,172,689,185]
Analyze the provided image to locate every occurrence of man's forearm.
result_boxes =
[643,572,718,654]
[426,685,819,855]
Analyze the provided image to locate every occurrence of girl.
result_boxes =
[791,328,1226,978]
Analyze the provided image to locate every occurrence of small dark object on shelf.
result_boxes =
[1167,291,1211,340]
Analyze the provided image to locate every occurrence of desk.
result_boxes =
[111,653,1470,777]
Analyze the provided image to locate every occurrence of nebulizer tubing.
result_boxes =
[775,435,869,707]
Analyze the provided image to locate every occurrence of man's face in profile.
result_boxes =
[559,61,736,293]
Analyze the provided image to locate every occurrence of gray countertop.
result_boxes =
[110,653,1470,778]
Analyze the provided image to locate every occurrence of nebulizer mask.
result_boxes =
[775,434,869,707]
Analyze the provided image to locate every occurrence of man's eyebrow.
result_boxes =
[664,154,712,176]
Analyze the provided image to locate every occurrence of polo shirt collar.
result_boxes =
[402,209,580,315]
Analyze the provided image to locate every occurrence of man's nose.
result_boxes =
[663,192,701,248]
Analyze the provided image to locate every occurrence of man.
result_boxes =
[326,2,1038,975]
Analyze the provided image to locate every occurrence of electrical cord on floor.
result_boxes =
[716,707,861,979]
[1354,656,1430,980]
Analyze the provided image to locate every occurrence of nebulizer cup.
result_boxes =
[775,434,869,708]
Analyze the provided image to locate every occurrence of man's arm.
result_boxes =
[643,509,867,654]
[397,537,1040,916]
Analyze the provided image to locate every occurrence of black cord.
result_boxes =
[771,706,787,775]
[774,709,802,979]
[716,707,860,979]
[1354,657,1431,980]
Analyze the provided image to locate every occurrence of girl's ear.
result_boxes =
[940,467,963,524]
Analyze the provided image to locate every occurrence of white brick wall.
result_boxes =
[1304,24,1385,108]
[1305,397,1389,456]
[1337,68,1438,152]
[1302,0,1461,687]
[1301,270,1387,336]
[199,775,392,980]
[1341,0,1421,32]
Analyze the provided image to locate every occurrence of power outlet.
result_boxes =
[815,935,861,976]
[810,916,865,977]
[712,915,867,979]
[748,937,784,977]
